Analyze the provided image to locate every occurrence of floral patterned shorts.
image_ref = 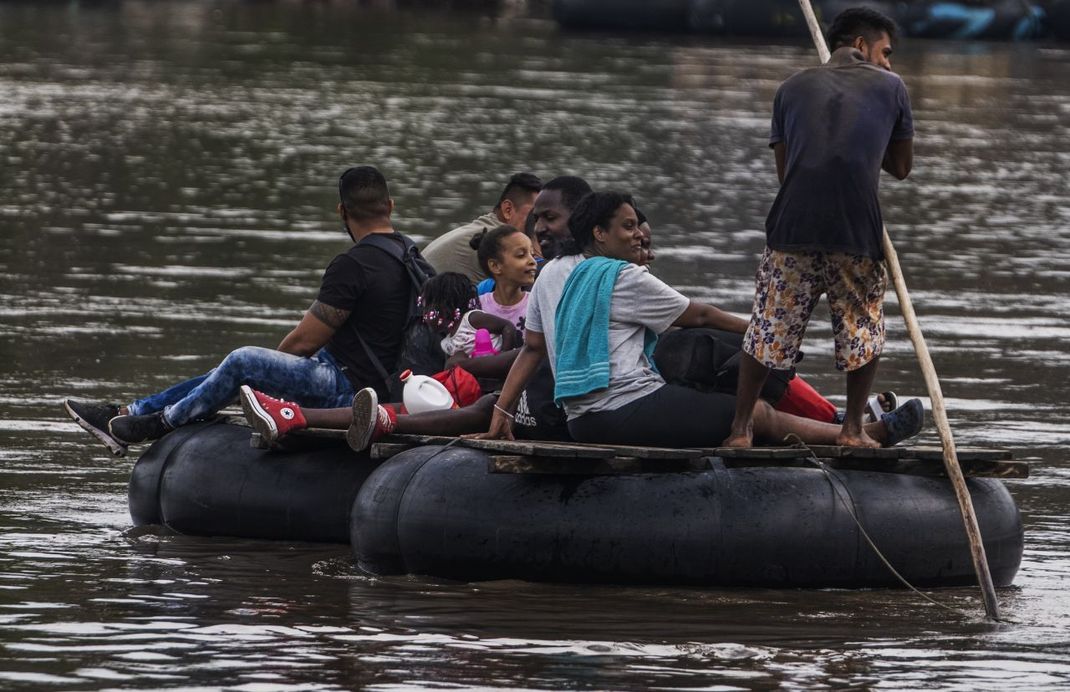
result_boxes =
[742,248,887,372]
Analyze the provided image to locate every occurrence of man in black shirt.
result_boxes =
[64,166,419,455]
[290,166,418,400]
[725,8,914,449]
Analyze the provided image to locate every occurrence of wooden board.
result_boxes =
[707,447,813,460]
[382,434,619,458]
[483,454,1026,478]
[249,424,1027,478]
[535,440,706,460]
[369,442,415,460]
[791,445,903,459]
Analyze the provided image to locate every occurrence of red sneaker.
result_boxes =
[347,387,397,452]
[239,385,307,445]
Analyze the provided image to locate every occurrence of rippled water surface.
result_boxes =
[2,1,1069,689]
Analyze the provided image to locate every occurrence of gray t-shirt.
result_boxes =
[421,212,500,283]
[526,254,690,419]
[765,48,914,259]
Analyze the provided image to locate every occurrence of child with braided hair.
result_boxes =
[420,272,519,363]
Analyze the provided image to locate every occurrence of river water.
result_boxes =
[1,1,1069,689]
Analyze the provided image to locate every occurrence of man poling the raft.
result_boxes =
[786,2,1003,619]
[724,7,914,450]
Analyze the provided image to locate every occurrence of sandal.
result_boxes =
[866,390,898,423]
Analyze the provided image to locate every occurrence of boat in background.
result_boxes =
[1046,0,1070,38]
[553,0,1058,41]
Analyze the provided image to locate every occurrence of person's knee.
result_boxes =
[471,394,497,414]
[223,345,272,370]
[217,346,282,387]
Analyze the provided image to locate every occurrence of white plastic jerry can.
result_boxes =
[400,369,455,414]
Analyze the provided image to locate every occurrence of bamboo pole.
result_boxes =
[795,0,1001,621]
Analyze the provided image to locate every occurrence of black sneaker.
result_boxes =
[63,399,128,457]
[881,398,925,447]
[109,412,172,445]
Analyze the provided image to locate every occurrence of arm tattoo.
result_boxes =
[308,300,350,329]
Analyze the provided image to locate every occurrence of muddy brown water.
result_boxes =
[1,2,1069,689]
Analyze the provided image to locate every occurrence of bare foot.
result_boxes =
[836,430,881,448]
[721,433,754,448]
[863,420,887,444]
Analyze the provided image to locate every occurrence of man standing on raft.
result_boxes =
[725,7,915,449]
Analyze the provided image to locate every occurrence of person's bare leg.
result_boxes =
[345,393,498,452]
[304,395,496,436]
[724,353,771,448]
[838,357,881,448]
[751,399,889,446]
[394,395,495,436]
[303,406,353,429]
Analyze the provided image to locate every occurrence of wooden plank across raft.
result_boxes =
[371,434,1026,478]
[247,425,1028,479]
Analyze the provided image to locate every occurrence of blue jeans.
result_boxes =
[127,347,356,427]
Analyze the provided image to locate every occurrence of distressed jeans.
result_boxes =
[127,347,356,428]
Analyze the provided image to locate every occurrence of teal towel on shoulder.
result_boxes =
[553,256,628,405]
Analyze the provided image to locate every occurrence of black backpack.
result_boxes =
[652,328,792,404]
[351,233,445,401]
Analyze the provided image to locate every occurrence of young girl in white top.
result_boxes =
[469,224,539,337]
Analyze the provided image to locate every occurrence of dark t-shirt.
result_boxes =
[765,48,914,259]
[512,360,571,442]
[317,232,413,397]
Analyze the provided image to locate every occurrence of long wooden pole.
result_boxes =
[795,0,1001,621]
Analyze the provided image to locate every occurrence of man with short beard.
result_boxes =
[727,7,915,449]
[423,172,542,282]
